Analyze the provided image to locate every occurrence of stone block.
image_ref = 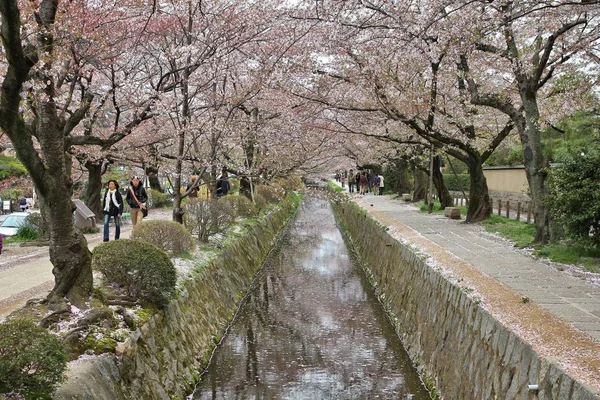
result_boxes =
[444,207,461,219]
[402,193,412,201]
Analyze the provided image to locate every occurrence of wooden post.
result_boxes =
[506,201,510,218]
[527,203,532,224]
[516,202,521,221]
[498,199,502,216]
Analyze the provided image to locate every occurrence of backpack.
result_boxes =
[373,176,381,186]
[19,198,27,206]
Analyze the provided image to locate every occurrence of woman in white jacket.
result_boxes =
[102,180,124,242]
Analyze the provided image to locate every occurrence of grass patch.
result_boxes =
[327,181,344,192]
[534,244,600,273]
[481,214,536,248]
[176,251,195,260]
[416,200,469,214]
[481,214,600,271]
[2,235,25,244]
[417,200,442,213]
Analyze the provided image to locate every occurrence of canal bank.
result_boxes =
[55,198,299,399]
[331,193,600,399]
[188,196,430,399]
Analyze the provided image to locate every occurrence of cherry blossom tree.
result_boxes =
[0,0,156,308]
[284,0,515,220]
[453,0,600,242]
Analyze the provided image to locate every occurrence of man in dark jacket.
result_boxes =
[103,180,124,241]
[125,176,148,226]
[216,171,230,198]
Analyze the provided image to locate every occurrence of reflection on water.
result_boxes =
[190,197,430,399]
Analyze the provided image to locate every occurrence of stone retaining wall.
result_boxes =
[332,200,598,399]
[55,200,297,399]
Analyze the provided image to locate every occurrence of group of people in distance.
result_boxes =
[186,171,230,199]
[343,169,384,196]
[103,171,232,242]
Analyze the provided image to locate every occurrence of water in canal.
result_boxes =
[189,197,431,399]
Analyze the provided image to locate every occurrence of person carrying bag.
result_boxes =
[125,176,148,226]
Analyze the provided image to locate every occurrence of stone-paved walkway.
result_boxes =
[340,188,600,342]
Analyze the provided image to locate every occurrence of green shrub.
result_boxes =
[79,226,100,234]
[253,193,267,212]
[0,188,24,203]
[0,319,67,398]
[218,195,257,218]
[228,177,240,195]
[148,188,168,208]
[255,185,283,204]
[92,240,177,306]
[15,223,41,240]
[11,213,44,241]
[273,175,303,194]
[443,173,470,192]
[25,212,48,236]
[547,142,600,245]
[132,220,194,256]
[184,199,235,242]
[0,155,27,180]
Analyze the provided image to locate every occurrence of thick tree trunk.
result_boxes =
[432,156,453,209]
[239,176,252,199]
[389,159,410,195]
[397,159,411,195]
[0,2,92,310]
[47,196,92,307]
[145,165,162,192]
[520,92,550,243]
[172,143,184,224]
[413,168,427,201]
[38,103,92,308]
[466,157,492,223]
[84,160,104,220]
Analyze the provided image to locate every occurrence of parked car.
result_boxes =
[0,212,32,237]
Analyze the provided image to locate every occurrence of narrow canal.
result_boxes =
[189,196,430,399]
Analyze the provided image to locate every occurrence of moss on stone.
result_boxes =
[134,308,154,324]
[422,374,442,400]
[85,332,118,354]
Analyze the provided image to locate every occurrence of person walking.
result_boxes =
[102,180,124,242]
[19,197,28,212]
[187,175,199,198]
[216,171,231,198]
[378,173,385,196]
[359,172,368,195]
[348,169,355,193]
[373,174,381,195]
[355,171,361,193]
[126,176,148,226]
